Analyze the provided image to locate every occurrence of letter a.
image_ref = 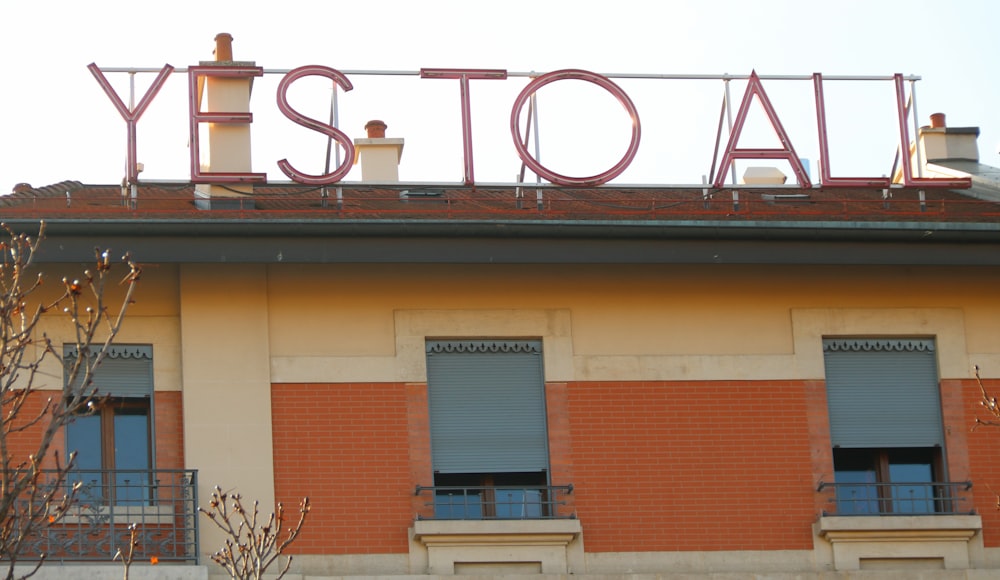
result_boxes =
[713,71,810,188]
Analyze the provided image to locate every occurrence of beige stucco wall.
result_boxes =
[248,546,1000,578]
[264,263,997,384]
[19,262,182,392]
[179,264,275,561]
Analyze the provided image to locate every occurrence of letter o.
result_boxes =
[510,69,641,187]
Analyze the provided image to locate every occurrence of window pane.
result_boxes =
[888,449,935,514]
[494,489,542,519]
[114,412,149,470]
[67,415,102,470]
[66,414,103,503]
[114,411,149,505]
[434,491,482,519]
[833,449,878,514]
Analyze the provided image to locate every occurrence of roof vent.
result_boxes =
[741,167,788,185]
[761,193,810,202]
[399,189,443,201]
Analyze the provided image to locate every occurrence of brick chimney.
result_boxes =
[194,33,260,209]
[353,120,404,182]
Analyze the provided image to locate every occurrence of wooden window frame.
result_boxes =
[68,397,153,505]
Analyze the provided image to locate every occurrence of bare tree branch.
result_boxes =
[0,222,140,580]
[972,364,1000,431]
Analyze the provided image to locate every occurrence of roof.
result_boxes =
[932,160,1000,202]
[3,180,999,222]
[2,180,1000,265]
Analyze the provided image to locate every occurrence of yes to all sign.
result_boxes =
[89,64,970,190]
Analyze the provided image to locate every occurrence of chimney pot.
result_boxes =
[930,112,946,128]
[365,120,388,139]
[214,33,234,62]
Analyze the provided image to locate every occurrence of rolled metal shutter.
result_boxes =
[823,338,942,448]
[426,340,548,474]
[64,344,153,398]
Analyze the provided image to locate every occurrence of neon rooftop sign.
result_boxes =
[88,62,971,190]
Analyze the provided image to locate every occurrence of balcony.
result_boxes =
[415,484,574,520]
[411,485,580,575]
[815,480,982,571]
[22,469,198,563]
[817,480,973,516]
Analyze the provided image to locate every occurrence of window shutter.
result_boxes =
[64,345,153,398]
[823,338,942,448]
[426,340,548,474]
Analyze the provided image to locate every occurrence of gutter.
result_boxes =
[6,216,1000,242]
[6,217,1000,266]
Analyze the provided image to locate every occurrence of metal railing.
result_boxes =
[818,480,973,516]
[415,484,574,520]
[21,469,199,563]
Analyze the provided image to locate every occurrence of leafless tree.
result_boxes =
[0,222,141,580]
[200,486,310,580]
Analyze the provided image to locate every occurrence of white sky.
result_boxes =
[1,0,998,191]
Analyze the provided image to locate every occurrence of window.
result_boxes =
[823,338,946,515]
[64,345,154,505]
[832,448,942,514]
[425,340,549,519]
[433,472,547,520]
[66,398,151,504]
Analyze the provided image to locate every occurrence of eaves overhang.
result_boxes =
[6,217,1000,266]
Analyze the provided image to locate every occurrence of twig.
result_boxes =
[199,486,310,580]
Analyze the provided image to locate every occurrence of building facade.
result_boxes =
[5,38,1000,580]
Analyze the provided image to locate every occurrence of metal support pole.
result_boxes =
[909,79,924,178]
[531,89,543,210]
[724,77,737,185]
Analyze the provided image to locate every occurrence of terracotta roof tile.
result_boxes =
[1,181,999,224]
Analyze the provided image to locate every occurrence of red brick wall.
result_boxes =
[803,379,835,516]
[272,383,413,554]
[4,389,61,469]
[154,391,184,469]
[272,377,996,555]
[546,382,576,518]
[565,380,818,552]
[957,377,1000,547]
[407,383,434,519]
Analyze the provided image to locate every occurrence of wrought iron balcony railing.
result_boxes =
[21,469,198,563]
[818,480,973,516]
[415,484,574,520]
